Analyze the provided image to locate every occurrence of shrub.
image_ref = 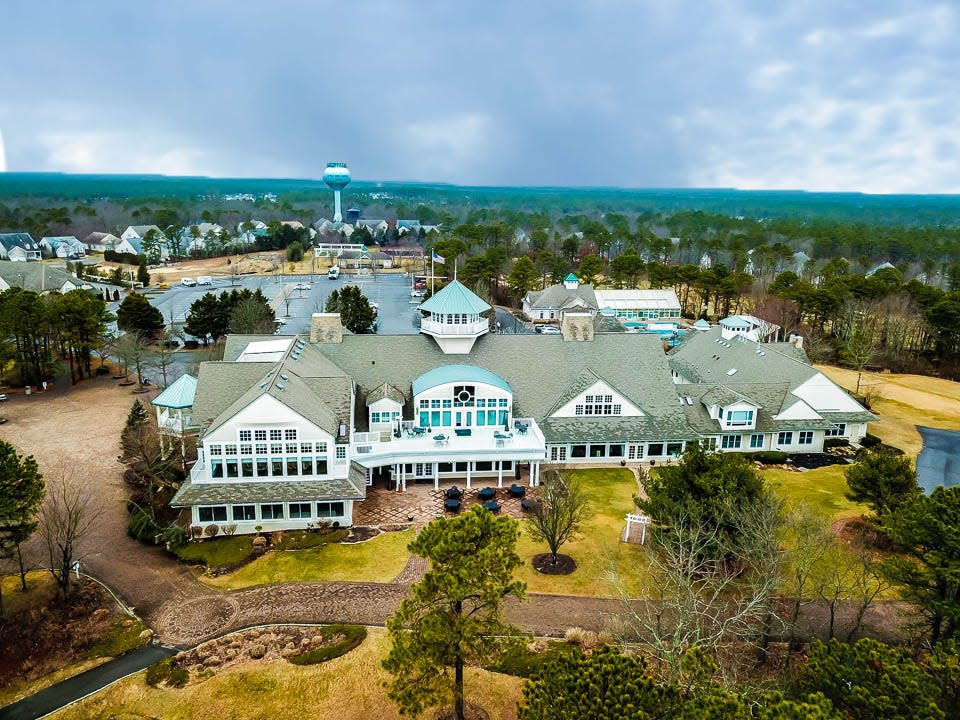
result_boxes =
[288,625,367,666]
[203,524,219,538]
[146,657,189,688]
[489,640,579,678]
[162,523,188,547]
[861,433,882,447]
[222,523,237,536]
[824,438,850,449]
[128,507,161,542]
[749,450,790,464]
[190,525,203,540]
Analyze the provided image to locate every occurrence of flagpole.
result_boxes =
[431,253,435,296]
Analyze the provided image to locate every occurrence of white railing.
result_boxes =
[420,317,489,336]
[353,431,383,445]
[189,461,205,483]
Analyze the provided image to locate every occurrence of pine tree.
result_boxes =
[121,399,150,458]
[845,448,920,520]
[0,440,44,611]
[383,506,525,720]
[137,262,151,287]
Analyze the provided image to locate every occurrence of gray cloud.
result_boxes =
[0,0,957,192]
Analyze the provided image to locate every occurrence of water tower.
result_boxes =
[323,162,351,222]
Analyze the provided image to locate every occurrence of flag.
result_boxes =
[432,251,445,264]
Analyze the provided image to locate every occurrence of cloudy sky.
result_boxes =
[2,1,958,193]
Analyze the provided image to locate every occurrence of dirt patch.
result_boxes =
[145,254,281,284]
[832,516,893,551]
[0,576,146,692]
[531,553,577,575]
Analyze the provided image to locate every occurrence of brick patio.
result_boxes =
[354,482,539,527]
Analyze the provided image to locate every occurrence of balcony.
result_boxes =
[351,418,546,467]
[420,317,489,336]
[157,413,199,435]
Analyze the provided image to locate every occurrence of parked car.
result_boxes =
[327,266,340,279]
[533,324,548,333]
[0,394,7,402]
[197,276,212,285]
[294,283,311,291]
[181,277,197,287]
[540,326,561,335]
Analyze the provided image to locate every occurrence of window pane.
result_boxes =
[286,458,299,476]
[272,459,284,476]
[301,457,313,475]
[241,459,254,477]
[316,458,328,474]
[256,458,268,476]
[571,445,587,458]
[226,461,238,478]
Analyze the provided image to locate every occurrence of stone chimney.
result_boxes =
[788,333,804,349]
[561,312,594,342]
[310,313,343,344]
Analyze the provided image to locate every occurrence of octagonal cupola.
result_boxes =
[418,280,491,354]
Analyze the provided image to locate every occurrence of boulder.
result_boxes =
[249,643,266,659]
[138,629,153,640]
[91,608,110,622]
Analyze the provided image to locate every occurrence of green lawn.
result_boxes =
[174,536,253,568]
[203,529,415,589]
[516,467,646,597]
[766,465,867,521]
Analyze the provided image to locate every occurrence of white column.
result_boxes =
[466,462,472,489]
[497,461,503,488]
[528,461,534,487]
[433,462,439,490]
[401,464,407,491]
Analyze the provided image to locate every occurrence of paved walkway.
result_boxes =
[0,645,176,720]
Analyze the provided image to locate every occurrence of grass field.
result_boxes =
[515,467,644,597]
[817,366,960,457]
[54,628,525,720]
[766,465,867,520]
[202,528,415,590]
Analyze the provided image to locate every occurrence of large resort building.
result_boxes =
[168,280,874,534]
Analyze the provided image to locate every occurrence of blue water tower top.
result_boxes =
[323,162,351,190]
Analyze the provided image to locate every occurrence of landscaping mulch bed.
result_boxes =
[788,453,851,470]
[342,526,382,544]
[531,553,577,575]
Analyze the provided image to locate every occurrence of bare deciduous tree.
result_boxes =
[40,473,94,599]
[608,491,785,685]
[526,469,589,565]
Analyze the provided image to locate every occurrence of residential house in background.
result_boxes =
[82,232,120,253]
[0,233,42,262]
[121,225,162,242]
[0,262,89,294]
[40,235,86,259]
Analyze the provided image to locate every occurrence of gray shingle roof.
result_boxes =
[0,262,82,293]
[313,332,689,442]
[170,474,365,507]
[366,382,406,405]
[0,233,39,252]
[525,283,598,311]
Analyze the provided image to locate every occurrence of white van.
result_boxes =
[327,266,340,279]
[181,277,196,287]
[197,276,212,285]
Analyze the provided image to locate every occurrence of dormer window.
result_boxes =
[725,409,754,427]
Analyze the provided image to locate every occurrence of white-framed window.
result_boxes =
[254,429,268,441]
[255,443,267,454]
[198,506,227,523]
[750,434,764,449]
[233,505,256,521]
[239,430,252,442]
[271,442,283,454]
[289,503,312,519]
[578,394,621,416]
[550,445,568,462]
[336,446,347,460]
[260,504,284,520]
[317,442,328,453]
[825,423,847,437]
[240,444,252,455]
[209,444,222,456]
[721,435,742,449]
[284,429,297,441]
[224,444,237,456]
[628,443,645,459]
[777,431,793,446]
[701,438,718,451]
[317,501,344,518]
[270,429,282,441]
[725,409,754,427]
[798,431,814,445]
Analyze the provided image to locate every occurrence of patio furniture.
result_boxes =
[478,486,496,501]
[515,425,528,435]
[411,427,427,438]
[483,500,501,513]
[445,486,462,499]
[520,498,540,513]
[444,498,461,513]
[508,484,526,498]
[433,434,448,446]
[454,428,472,437]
